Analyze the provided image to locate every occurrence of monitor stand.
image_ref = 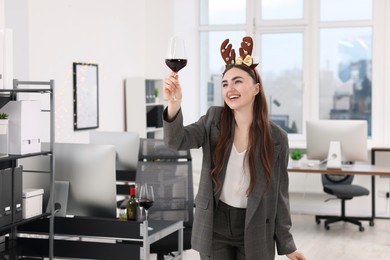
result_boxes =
[326,141,342,169]
[46,181,69,217]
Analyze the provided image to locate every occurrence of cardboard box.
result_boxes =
[22,188,44,219]
[0,100,41,154]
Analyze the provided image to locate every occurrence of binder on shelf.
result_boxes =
[145,80,150,103]
[14,166,23,222]
[145,80,155,103]
[0,168,12,228]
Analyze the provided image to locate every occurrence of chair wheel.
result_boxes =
[369,221,375,226]
[315,219,321,224]
[359,226,365,232]
[324,224,330,230]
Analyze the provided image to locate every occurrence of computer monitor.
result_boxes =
[21,142,117,218]
[89,131,140,172]
[306,120,368,169]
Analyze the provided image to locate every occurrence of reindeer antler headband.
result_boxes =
[220,36,258,69]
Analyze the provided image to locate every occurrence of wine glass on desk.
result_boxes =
[138,184,154,222]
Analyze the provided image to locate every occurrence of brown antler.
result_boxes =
[220,39,236,65]
[238,36,258,68]
[239,36,253,58]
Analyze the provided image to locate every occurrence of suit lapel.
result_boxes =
[213,115,284,224]
[214,118,235,208]
[245,141,282,226]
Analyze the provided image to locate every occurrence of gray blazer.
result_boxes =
[163,106,297,260]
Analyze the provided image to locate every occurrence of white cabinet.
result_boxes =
[125,77,164,138]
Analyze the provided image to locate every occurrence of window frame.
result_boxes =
[199,0,389,147]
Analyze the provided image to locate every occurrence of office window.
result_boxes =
[261,33,303,133]
[261,0,303,20]
[319,28,372,135]
[320,0,372,21]
[200,0,246,25]
[319,0,373,136]
[200,0,380,139]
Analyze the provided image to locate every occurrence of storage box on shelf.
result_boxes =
[22,188,44,219]
[0,100,42,155]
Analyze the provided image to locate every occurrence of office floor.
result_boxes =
[150,213,390,260]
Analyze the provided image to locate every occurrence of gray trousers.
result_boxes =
[200,201,246,260]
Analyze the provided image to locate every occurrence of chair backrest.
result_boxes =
[371,148,390,167]
[138,138,191,161]
[322,174,354,186]
[136,139,194,228]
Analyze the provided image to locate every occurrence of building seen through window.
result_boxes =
[320,29,372,135]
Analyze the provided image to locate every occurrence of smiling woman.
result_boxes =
[163,36,306,260]
[221,67,260,111]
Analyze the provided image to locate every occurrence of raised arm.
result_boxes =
[164,72,183,121]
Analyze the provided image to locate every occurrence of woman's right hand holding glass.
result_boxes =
[164,72,182,120]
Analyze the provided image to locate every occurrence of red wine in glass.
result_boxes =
[166,37,187,73]
[139,199,154,210]
[165,59,187,73]
[138,184,155,221]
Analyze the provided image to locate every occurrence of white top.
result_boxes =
[219,144,250,208]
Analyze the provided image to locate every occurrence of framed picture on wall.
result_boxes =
[73,62,99,130]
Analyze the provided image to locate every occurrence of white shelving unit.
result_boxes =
[0,79,55,259]
[125,77,165,139]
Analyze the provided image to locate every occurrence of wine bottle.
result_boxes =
[127,185,138,221]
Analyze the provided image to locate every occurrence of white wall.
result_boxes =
[4,0,29,79]
[144,0,199,125]
[0,0,4,27]
[172,0,200,125]
[4,0,199,143]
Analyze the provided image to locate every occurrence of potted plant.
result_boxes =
[0,112,9,155]
[0,112,9,135]
[154,88,159,103]
[290,149,304,167]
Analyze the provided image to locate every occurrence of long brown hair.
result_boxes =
[210,64,274,195]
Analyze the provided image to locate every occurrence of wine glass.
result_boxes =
[138,184,155,222]
[165,36,187,73]
[165,37,187,101]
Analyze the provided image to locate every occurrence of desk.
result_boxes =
[3,217,183,260]
[288,163,390,225]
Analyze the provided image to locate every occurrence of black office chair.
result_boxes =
[315,174,369,231]
[136,138,194,259]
